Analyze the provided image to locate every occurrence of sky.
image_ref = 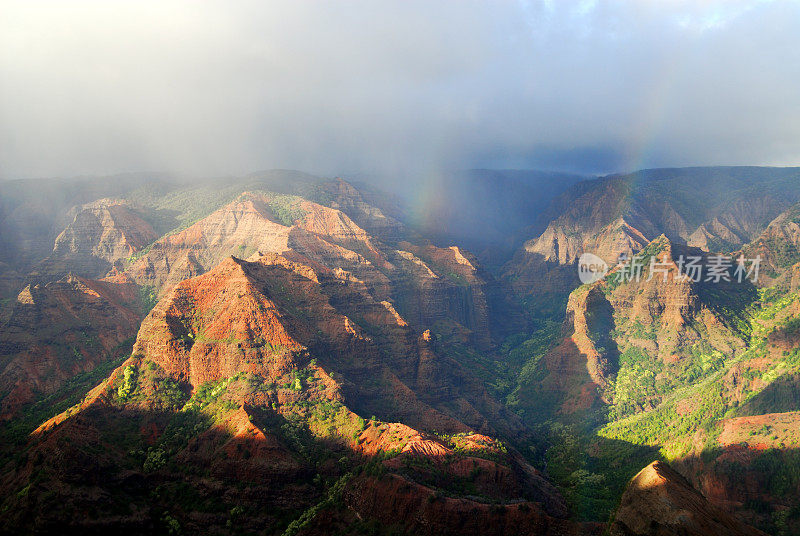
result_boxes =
[1,0,799,181]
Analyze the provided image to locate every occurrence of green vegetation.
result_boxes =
[504,318,569,423]
[609,347,660,418]
[306,398,368,442]
[126,242,154,264]
[126,183,244,236]
[138,285,158,314]
[116,365,137,400]
[585,281,800,531]
[0,351,131,460]
[183,375,239,411]
[142,409,212,473]
[109,360,187,410]
[267,194,307,226]
[282,473,353,536]
[428,319,533,399]
[436,432,508,463]
[502,319,562,403]
[538,422,659,521]
[398,454,486,499]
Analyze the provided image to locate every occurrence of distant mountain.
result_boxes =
[0,173,170,275]
[504,167,800,305]
[0,170,323,284]
[31,199,158,281]
[740,201,800,287]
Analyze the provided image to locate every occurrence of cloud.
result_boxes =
[0,0,798,180]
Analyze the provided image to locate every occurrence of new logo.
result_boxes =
[578,253,609,284]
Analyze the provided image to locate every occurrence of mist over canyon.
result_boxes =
[3,1,800,535]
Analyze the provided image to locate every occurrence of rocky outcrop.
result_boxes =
[390,243,493,348]
[131,251,517,435]
[126,189,496,349]
[314,177,406,242]
[132,255,305,388]
[34,199,157,280]
[504,177,641,298]
[514,236,754,420]
[610,461,765,536]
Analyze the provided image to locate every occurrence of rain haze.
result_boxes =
[1,0,799,182]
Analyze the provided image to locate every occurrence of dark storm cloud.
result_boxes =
[1,0,798,180]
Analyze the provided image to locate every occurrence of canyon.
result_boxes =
[2,167,800,535]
